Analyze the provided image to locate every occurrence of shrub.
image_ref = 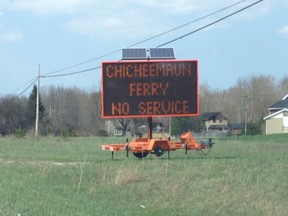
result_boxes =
[15,126,25,138]
[96,130,108,137]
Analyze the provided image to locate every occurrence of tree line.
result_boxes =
[0,74,287,136]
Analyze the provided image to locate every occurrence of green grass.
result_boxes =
[0,135,287,215]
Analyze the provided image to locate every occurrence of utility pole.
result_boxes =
[244,95,248,135]
[35,65,40,139]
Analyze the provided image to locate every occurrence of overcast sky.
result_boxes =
[0,0,288,96]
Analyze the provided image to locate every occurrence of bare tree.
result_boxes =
[247,75,278,122]
[37,73,281,136]
[111,118,133,136]
[278,76,288,97]
[41,86,103,136]
[0,96,26,135]
[200,83,214,113]
[199,75,278,125]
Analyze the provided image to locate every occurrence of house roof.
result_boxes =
[201,112,218,120]
[263,108,288,120]
[209,124,228,130]
[229,123,244,129]
[269,95,288,110]
[201,112,227,121]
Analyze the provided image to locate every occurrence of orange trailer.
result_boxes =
[101,131,215,159]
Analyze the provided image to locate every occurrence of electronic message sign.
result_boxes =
[102,60,198,118]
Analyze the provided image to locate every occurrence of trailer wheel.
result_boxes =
[196,145,211,155]
[133,152,149,159]
[154,146,165,157]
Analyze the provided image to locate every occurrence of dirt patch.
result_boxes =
[0,158,81,166]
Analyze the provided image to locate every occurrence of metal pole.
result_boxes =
[147,117,152,139]
[126,138,129,158]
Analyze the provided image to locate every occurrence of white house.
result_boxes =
[263,94,288,134]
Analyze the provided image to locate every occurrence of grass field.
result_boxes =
[0,135,287,215]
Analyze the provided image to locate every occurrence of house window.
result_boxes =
[114,128,123,136]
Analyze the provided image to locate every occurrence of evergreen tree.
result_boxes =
[171,117,192,136]
[25,85,46,130]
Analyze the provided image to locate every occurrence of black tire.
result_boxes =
[133,152,149,158]
[154,146,165,157]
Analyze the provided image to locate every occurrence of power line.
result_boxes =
[7,77,37,96]
[42,51,120,76]
[43,0,251,77]
[158,0,263,47]
[128,0,250,48]
[41,0,262,79]
[42,66,101,78]
[17,78,37,97]
[8,0,262,93]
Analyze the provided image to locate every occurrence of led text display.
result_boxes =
[102,60,198,118]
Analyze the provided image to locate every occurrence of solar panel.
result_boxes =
[122,48,147,60]
[121,48,175,60]
[149,48,175,59]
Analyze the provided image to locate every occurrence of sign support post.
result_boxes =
[147,117,152,139]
